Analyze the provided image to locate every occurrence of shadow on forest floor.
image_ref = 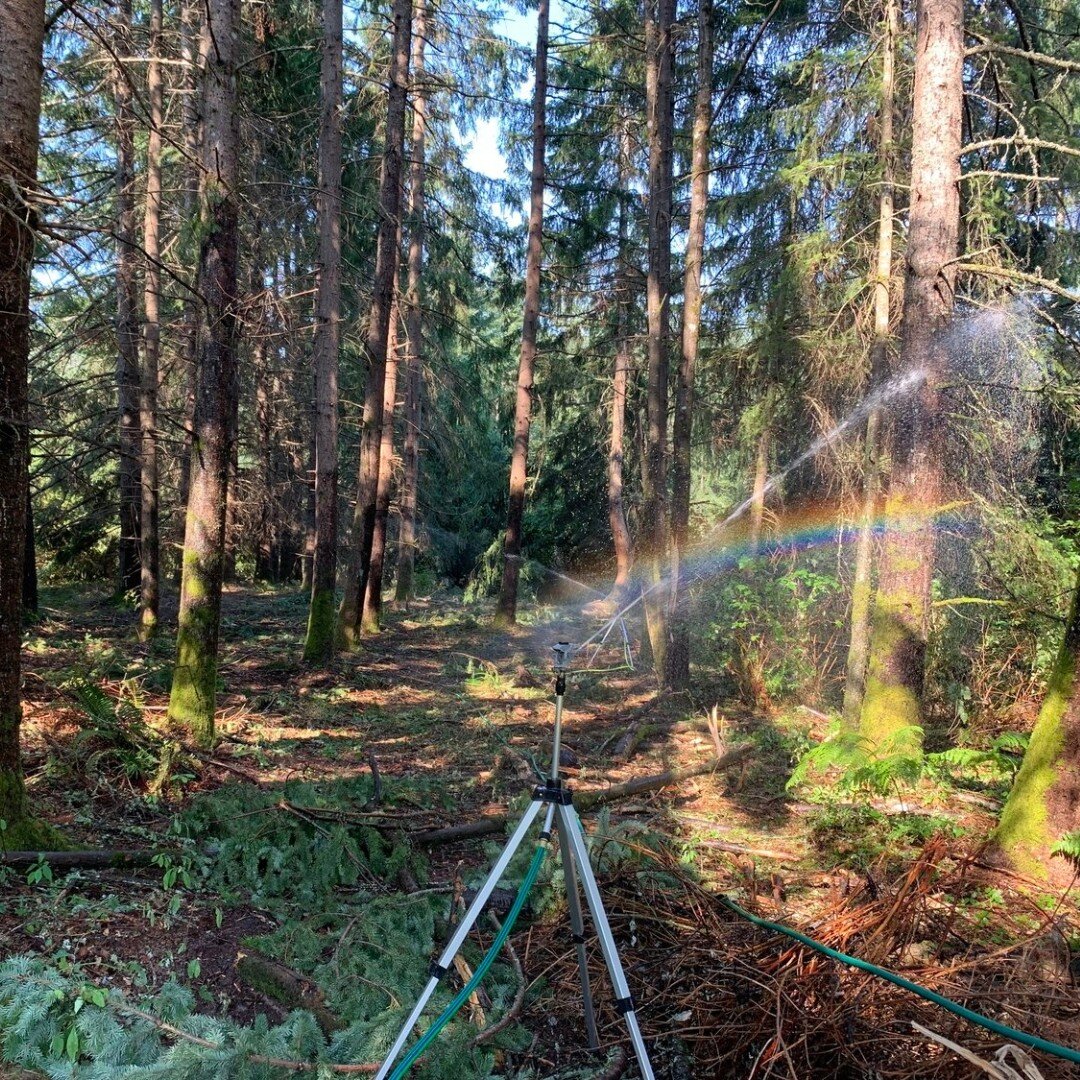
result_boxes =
[6,584,1078,1079]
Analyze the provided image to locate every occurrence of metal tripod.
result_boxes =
[375,643,655,1080]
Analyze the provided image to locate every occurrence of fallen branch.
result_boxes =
[235,947,344,1035]
[0,849,168,869]
[912,1021,1045,1079]
[471,913,525,1046]
[118,1004,379,1074]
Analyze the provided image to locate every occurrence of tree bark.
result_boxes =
[995,567,1080,885]
[494,0,550,628]
[666,0,711,691]
[607,115,634,599]
[842,0,896,726]
[641,0,675,672]
[395,0,428,608]
[303,0,344,664]
[337,0,412,649]
[175,0,203,588]
[114,0,142,598]
[24,472,38,618]
[139,0,164,640]
[748,418,770,554]
[859,0,962,755]
[0,0,47,846]
[362,293,400,633]
[167,0,241,749]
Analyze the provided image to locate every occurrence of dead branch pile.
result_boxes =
[524,839,1080,1079]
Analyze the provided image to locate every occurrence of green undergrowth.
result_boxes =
[0,775,690,1078]
[806,802,963,871]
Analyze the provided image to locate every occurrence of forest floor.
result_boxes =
[3,584,1080,1079]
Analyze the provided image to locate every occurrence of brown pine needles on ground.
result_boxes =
[526,839,1080,1079]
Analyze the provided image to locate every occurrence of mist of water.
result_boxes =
[576,364,930,654]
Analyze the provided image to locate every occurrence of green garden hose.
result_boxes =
[388,841,550,1080]
[720,895,1080,1065]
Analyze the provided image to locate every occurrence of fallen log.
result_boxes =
[0,849,168,869]
[235,947,344,1035]
[412,744,752,847]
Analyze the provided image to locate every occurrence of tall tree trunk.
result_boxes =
[995,567,1080,885]
[666,0,711,690]
[641,0,675,672]
[859,0,962,755]
[1,0,51,846]
[395,0,428,607]
[748,418,770,554]
[337,0,412,648]
[175,0,202,588]
[139,0,164,640]
[494,0,550,627]
[115,0,142,597]
[167,0,241,748]
[842,0,896,725]
[303,0,343,663]
[604,114,634,602]
[362,293,400,632]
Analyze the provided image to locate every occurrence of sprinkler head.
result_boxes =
[551,641,573,670]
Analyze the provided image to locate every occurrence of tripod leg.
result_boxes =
[375,798,545,1080]
[556,804,656,1080]
[556,823,599,1049]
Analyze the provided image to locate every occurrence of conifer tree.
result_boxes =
[842,0,897,725]
[859,0,963,755]
[1,0,53,847]
[139,0,164,640]
[666,0,712,690]
[495,0,551,627]
[167,0,241,748]
[338,0,413,648]
[641,0,675,671]
[395,0,429,606]
[114,0,142,598]
[303,0,344,664]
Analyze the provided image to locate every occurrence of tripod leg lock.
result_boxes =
[571,932,586,945]
[428,961,448,981]
[613,995,636,1016]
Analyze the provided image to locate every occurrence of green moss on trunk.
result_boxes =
[0,770,68,850]
[168,548,220,748]
[303,586,336,664]
[995,574,1080,881]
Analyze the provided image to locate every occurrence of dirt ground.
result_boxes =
[3,584,1079,1078]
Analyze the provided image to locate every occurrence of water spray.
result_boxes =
[578,366,930,652]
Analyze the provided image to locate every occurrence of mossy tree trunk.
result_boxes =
[843,0,896,727]
[665,0,711,692]
[1,0,53,848]
[337,0,412,648]
[394,0,428,607]
[995,570,1080,884]
[303,0,343,664]
[167,0,240,750]
[641,0,675,673]
[495,0,549,628]
[858,0,961,756]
